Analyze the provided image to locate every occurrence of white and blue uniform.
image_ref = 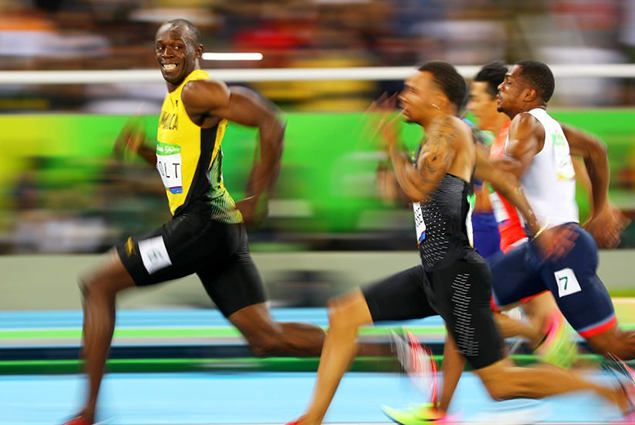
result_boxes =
[490,108,616,337]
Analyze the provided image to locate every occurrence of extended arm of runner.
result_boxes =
[474,143,541,236]
[571,156,592,208]
[498,113,544,179]
[388,116,457,202]
[561,124,627,248]
[182,81,285,200]
[136,144,157,166]
[561,124,609,214]
[113,120,157,166]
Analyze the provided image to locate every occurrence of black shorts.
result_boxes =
[363,258,504,370]
[116,213,266,317]
[426,258,504,369]
[363,265,437,322]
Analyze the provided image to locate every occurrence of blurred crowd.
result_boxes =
[1,0,635,111]
[2,0,635,254]
[0,155,168,253]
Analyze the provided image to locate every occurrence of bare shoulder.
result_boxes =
[430,114,463,131]
[510,112,541,135]
[183,78,228,95]
[181,78,230,110]
[428,115,465,145]
[417,115,464,175]
[507,112,545,159]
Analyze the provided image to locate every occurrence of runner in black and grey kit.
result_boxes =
[413,173,503,369]
[365,173,502,373]
[287,61,633,425]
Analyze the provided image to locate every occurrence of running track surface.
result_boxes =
[2,305,633,347]
[0,371,624,424]
[1,307,633,424]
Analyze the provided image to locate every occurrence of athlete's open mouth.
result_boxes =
[162,63,178,72]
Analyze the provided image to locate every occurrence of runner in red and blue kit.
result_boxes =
[489,121,528,252]
[468,124,502,259]
[491,60,635,357]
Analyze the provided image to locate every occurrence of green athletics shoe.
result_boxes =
[537,312,578,369]
[382,403,460,424]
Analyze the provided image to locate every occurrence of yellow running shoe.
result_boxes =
[382,403,459,424]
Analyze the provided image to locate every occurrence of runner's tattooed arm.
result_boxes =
[389,115,458,202]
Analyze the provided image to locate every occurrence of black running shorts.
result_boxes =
[363,258,504,370]
[116,213,266,317]
[363,265,437,322]
[426,258,504,369]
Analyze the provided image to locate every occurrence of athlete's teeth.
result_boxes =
[164,64,176,70]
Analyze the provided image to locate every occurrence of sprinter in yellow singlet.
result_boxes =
[64,19,325,425]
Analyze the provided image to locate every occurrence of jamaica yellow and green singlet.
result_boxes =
[156,69,242,223]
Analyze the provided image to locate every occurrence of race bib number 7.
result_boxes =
[555,268,581,298]
[156,141,183,194]
[413,202,426,245]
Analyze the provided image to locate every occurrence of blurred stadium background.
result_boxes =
[1,0,635,310]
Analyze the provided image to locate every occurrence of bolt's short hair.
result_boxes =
[164,19,201,45]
